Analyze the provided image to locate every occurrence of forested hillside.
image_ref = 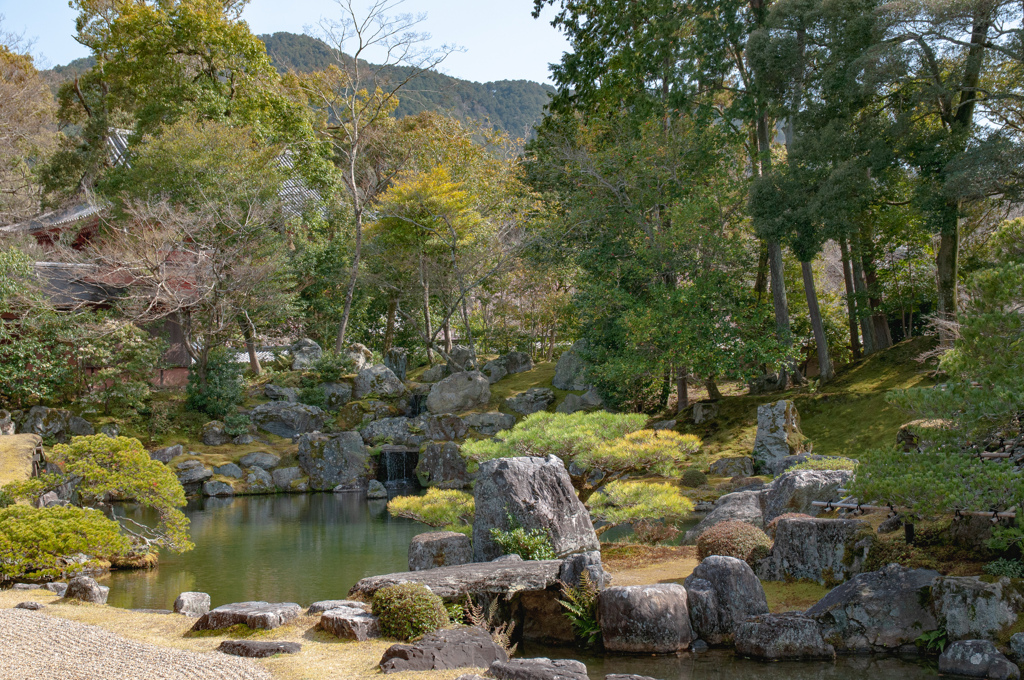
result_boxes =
[42,32,554,137]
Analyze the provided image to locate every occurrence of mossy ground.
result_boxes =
[761,580,832,612]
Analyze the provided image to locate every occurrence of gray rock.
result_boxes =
[552,340,590,391]
[748,373,787,395]
[322,382,353,410]
[606,676,658,680]
[760,469,855,523]
[201,421,232,446]
[939,640,1020,680]
[598,584,692,653]
[555,393,588,415]
[709,456,754,478]
[409,531,473,571]
[245,467,274,492]
[264,384,298,402]
[506,388,554,416]
[19,406,94,442]
[99,423,119,438]
[502,352,533,375]
[693,402,720,424]
[366,479,388,499]
[651,420,677,431]
[202,480,234,497]
[191,601,302,631]
[421,364,448,383]
[64,576,109,604]
[318,606,380,641]
[683,555,769,644]
[214,463,244,479]
[239,451,280,469]
[360,416,417,446]
[380,626,507,674]
[683,490,764,543]
[932,576,1024,641]
[307,599,368,615]
[446,345,478,374]
[492,554,523,563]
[426,371,491,414]
[217,640,302,658]
[752,400,811,473]
[45,582,67,597]
[177,464,213,485]
[289,338,322,370]
[0,409,14,435]
[250,402,325,438]
[37,491,61,508]
[481,359,508,384]
[297,431,372,491]
[423,413,468,440]
[473,455,599,562]
[384,348,409,381]
[12,583,43,590]
[415,441,470,489]
[350,559,562,600]
[1009,633,1024,664]
[232,434,259,445]
[559,550,608,590]
[150,444,182,463]
[463,412,516,436]
[691,640,709,653]
[757,518,872,584]
[174,592,211,617]
[14,601,45,610]
[354,364,406,399]
[272,466,304,491]
[806,563,940,653]
[346,343,374,371]
[489,658,588,680]
[734,613,835,660]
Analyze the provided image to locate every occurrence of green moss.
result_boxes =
[761,579,832,612]
[482,362,579,416]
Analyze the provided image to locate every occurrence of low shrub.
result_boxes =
[681,468,708,488]
[491,514,557,560]
[984,558,1024,579]
[186,348,244,419]
[765,513,813,539]
[222,413,251,437]
[372,582,449,641]
[696,520,772,565]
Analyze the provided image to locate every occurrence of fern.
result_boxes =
[465,594,518,655]
[557,571,601,647]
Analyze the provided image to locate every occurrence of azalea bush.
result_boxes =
[696,521,772,565]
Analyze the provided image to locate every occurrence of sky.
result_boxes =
[0,0,569,84]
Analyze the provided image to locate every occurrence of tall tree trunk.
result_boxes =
[936,224,959,346]
[675,366,689,414]
[802,260,834,382]
[851,245,875,355]
[421,257,433,363]
[754,239,769,300]
[705,378,723,401]
[839,238,862,359]
[546,328,555,362]
[443,320,452,353]
[383,296,398,354]
[242,320,261,376]
[335,210,363,352]
[862,248,893,351]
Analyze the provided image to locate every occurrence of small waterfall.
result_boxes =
[378,446,419,486]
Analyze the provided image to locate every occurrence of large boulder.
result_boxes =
[272,466,305,491]
[709,456,754,478]
[346,343,373,371]
[939,640,1021,680]
[149,444,183,464]
[239,451,280,469]
[489,658,588,680]
[354,365,407,399]
[693,402,720,424]
[319,606,380,641]
[380,627,507,674]
[598,584,693,653]
[191,602,302,631]
[289,338,322,370]
[683,555,769,645]
[756,517,873,585]
[481,359,508,384]
[473,455,599,562]
[415,442,470,489]
[752,400,811,474]
[250,401,325,438]
[409,531,473,571]
[505,388,555,415]
[806,563,940,653]
[384,348,409,381]
[463,412,516,436]
[202,480,234,497]
[555,390,602,415]
[421,364,447,383]
[264,384,298,402]
[446,345,478,374]
[176,460,213,490]
[553,340,589,391]
[64,575,109,604]
[245,466,274,492]
[322,382,353,411]
[734,613,835,660]
[350,559,562,600]
[19,406,94,442]
[297,431,372,491]
[215,462,243,478]
[760,469,855,523]
[932,576,1024,641]
[426,372,491,415]
[200,421,232,446]
[360,417,420,447]
[502,352,533,375]
[423,413,468,440]
[174,592,211,617]
[683,490,764,543]
[559,551,609,590]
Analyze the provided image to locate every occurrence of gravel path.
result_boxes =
[0,609,273,680]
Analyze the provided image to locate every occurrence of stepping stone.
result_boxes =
[191,601,302,631]
[12,584,44,590]
[14,602,45,610]
[318,607,379,641]
[306,599,368,615]
[217,640,301,658]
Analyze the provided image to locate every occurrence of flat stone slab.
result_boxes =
[349,560,562,599]
[489,658,589,680]
[217,640,302,658]
[14,602,45,610]
[307,599,368,615]
[380,627,507,673]
[191,602,302,631]
[318,607,380,641]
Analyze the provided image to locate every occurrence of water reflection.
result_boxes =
[105,492,425,610]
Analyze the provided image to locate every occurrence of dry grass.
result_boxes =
[0,434,40,486]
[601,544,699,586]
[0,590,481,680]
[761,580,832,613]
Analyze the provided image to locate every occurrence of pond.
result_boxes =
[105,490,425,611]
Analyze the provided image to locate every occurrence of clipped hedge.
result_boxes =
[696,520,772,565]
[681,468,708,488]
[372,582,449,641]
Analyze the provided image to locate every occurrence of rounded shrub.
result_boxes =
[765,513,813,539]
[696,520,772,565]
[372,582,449,641]
[681,468,708,488]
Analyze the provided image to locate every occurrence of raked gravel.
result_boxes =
[0,608,273,680]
